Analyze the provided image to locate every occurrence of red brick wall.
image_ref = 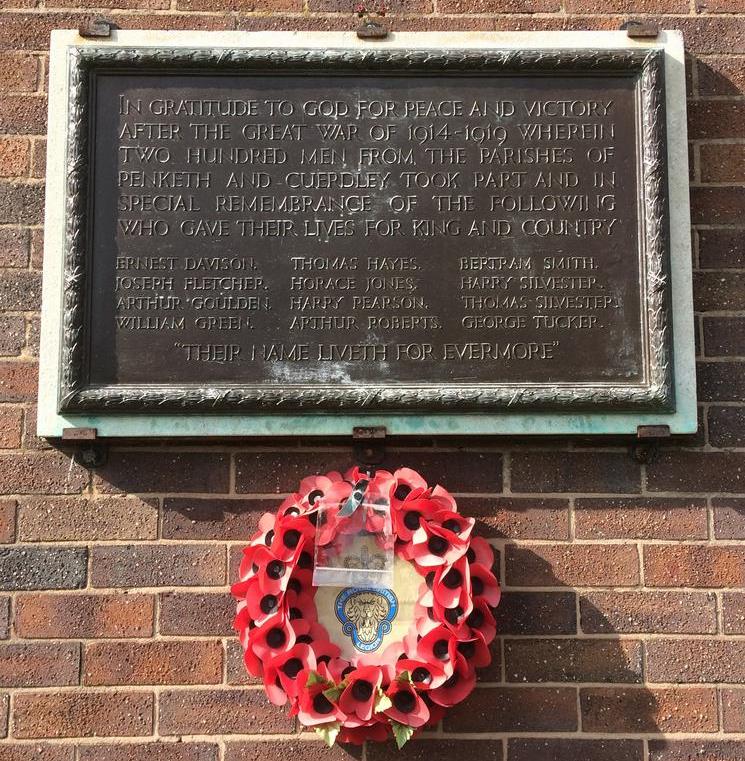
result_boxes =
[1,3,744,760]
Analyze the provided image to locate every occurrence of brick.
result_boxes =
[694,272,745,312]
[227,740,363,761]
[698,56,745,96]
[162,498,267,540]
[31,137,45,178]
[79,745,219,761]
[158,689,292,735]
[1,692,7,738]
[647,451,745,492]
[647,640,745,683]
[0,269,40,309]
[0,361,37,401]
[698,0,745,12]
[0,451,88,494]
[495,591,576,635]
[575,497,708,540]
[460,497,569,539]
[581,687,717,733]
[235,449,501,494]
[700,144,745,184]
[715,498,745,539]
[0,596,8,637]
[91,544,225,587]
[506,544,640,587]
[723,592,745,634]
[689,101,745,140]
[568,0,686,9]
[0,642,80,687]
[509,740,643,761]
[438,0,559,10]
[0,95,46,133]
[47,0,169,7]
[0,317,26,357]
[13,691,154,738]
[0,546,87,590]
[581,591,717,634]
[95,452,229,494]
[0,136,29,176]
[159,592,234,636]
[704,317,745,357]
[692,188,745,225]
[699,229,745,269]
[511,452,640,493]
[709,408,745,448]
[649,741,745,761]
[179,0,299,9]
[225,640,259,686]
[84,641,222,686]
[30,227,42,269]
[644,545,745,587]
[16,592,154,638]
[27,314,39,357]
[723,689,745,731]
[309,0,431,9]
[0,52,38,92]
[444,686,576,732]
[0,746,75,761]
[698,362,745,402]
[505,639,642,683]
[18,496,158,541]
[0,227,29,267]
[0,498,16,541]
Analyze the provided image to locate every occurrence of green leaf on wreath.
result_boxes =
[397,670,413,684]
[323,683,346,703]
[391,720,415,749]
[315,721,341,747]
[306,671,329,688]
[374,688,393,713]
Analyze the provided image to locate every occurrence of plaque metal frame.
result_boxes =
[38,30,696,437]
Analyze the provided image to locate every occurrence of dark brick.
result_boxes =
[506,544,640,587]
[722,688,745,731]
[692,188,745,226]
[84,641,222,686]
[0,498,15,542]
[508,739,643,761]
[495,591,576,635]
[0,596,8,638]
[575,497,708,539]
[0,269,40,310]
[15,592,154,638]
[364,740,495,761]
[443,686,577,732]
[0,182,43,224]
[13,691,154,738]
[647,640,745,683]
[714,498,745,539]
[698,228,745,269]
[178,0,299,8]
[439,0,559,9]
[647,451,745,492]
[159,592,234,636]
[0,94,46,133]
[460,497,569,539]
[162,498,267,540]
[700,144,745,184]
[581,687,717,732]
[0,642,80,687]
[505,639,642,683]
[0,451,89,494]
[649,741,745,761]
[694,272,745,312]
[1,691,7,738]
[158,689,292,735]
[698,361,745,402]
[0,316,25,356]
[581,591,717,634]
[79,744,219,761]
[698,56,745,96]
[0,227,29,267]
[708,408,745,448]
[0,746,75,761]
[0,546,87,590]
[226,740,362,761]
[722,592,745,634]
[95,452,230,494]
[91,545,225,587]
[18,496,158,541]
[689,100,745,139]
[645,545,745,587]
[511,452,640,493]
[309,0,431,9]
[225,640,259,686]
[703,317,745,356]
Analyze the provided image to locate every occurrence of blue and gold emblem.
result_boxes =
[335,588,398,653]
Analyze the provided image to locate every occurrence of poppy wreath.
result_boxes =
[231,466,501,748]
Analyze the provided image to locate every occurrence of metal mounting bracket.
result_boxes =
[61,427,108,468]
[621,20,660,39]
[353,426,387,471]
[78,18,119,38]
[630,423,670,464]
[357,19,389,39]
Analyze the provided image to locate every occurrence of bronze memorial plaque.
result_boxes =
[57,47,672,413]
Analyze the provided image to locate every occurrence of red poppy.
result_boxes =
[428,653,476,707]
[263,643,317,705]
[384,679,430,727]
[392,496,442,543]
[410,518,470,568]
[433,555,472,610]
[338,722,390,745]
[469,562,501,607]
[416,626,457,678]
[270,515,316,562]
[467,536,494,568]
[296,670,346,726]
[464,598,497,645]
[338,665,384,722]
[396,658,448,689]
[248,609,295,662]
